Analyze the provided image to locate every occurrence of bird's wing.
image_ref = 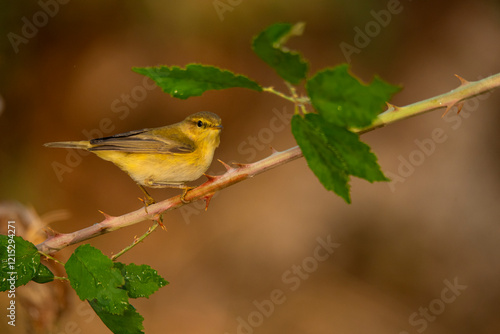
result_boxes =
[88,128,195,154]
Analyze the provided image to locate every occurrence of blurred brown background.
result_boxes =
[1,1,500,333]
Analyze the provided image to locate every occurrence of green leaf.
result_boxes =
[0,235,40,291]
[32,263,54,284]
[89,299,144,334]
[292,113,388,203]
[65,245,128,315]
[252,22,308,84]
[114,262,168,299]
[132,64,262,99]
[306,64,401,128]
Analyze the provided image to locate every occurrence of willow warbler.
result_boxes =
[44,111,222,203]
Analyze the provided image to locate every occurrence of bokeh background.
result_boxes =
[1,1,500,333]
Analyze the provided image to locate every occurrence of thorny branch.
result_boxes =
[36,73,500,255]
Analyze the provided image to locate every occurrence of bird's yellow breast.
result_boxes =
[94,147,215,188]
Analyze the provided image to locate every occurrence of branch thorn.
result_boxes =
[441,104,454,118]
[454,74,469,86]
[218,159,234,172]
[270,146,279,154]
[203,193,215,211]
[98,210,114,220]
[44,226,61,238]
[441,100,464,118]
[385,102,399,112]
[203,173,218,182]
[154,213,166,231]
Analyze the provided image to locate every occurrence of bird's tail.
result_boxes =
[43,141,91,150]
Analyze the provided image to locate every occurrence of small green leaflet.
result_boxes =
[89,300,145,334]
[292,113,388,203]
[307,64,401,128]
[0,235,42,291]
[114,262,168,299]
[132,64,262,99]
[252,22,308,84]
[65,244,129,315]
[32,263,54,284]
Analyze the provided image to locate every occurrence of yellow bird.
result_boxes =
[44,111,222,203]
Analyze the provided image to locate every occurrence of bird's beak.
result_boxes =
[212,125,223,130]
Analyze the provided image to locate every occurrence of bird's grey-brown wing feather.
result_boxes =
[88,128,194,154]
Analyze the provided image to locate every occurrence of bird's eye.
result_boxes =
[197,120,203,128]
